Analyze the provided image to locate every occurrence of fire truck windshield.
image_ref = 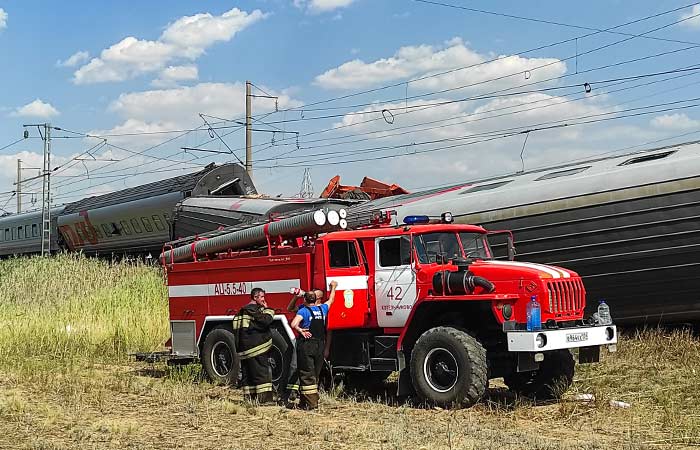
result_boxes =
[413,232,491,263]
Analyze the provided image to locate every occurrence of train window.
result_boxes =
[328,241,359,268]
[4,228,9,241]
[151,215,166,231]
[17,226,22,240]
[12,227,16,240]
[619,151,675,166]
[140,217,154,233]
[101,224,112,237]
[535,166,590,181]
[163,212,171,224]
[130,218,143,233]
[93,227,104,240]
[24,226,30,239]
[460,180,512,194]
[31,224,38,237]
[120,220,132,235]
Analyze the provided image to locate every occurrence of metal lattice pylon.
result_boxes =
[298,167,314,199]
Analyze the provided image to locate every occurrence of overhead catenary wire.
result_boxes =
[202,43,700,157]
[251,66,700,158]
[0,137,26,153]
[234,1,700,117]
[46,60,700,200]
[33,4,700,201]
[252,98,700,168]
[412,0,700,47]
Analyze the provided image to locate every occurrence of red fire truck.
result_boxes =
[161,210,617,407]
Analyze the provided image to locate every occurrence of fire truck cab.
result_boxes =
[164,214,617,407]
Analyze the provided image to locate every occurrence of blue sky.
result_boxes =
[1,0,700,211]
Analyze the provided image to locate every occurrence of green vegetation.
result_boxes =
[0,255,698,449]
[0,254,168,367]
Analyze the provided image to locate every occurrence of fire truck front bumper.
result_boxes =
[506,325,617,352]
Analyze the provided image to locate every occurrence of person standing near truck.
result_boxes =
[289,280,337,409]
[233,287,275,404]
[282,287,332,404]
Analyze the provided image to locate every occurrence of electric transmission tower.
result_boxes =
[298,168,314,199]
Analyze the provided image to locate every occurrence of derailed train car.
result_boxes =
[0,163,259,257]
[348,141,700,324]
[0,162,357,258]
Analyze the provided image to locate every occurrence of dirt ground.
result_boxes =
[0,359,696,450]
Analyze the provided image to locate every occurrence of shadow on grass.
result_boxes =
[132,362,205,383]
[332,380,543,410]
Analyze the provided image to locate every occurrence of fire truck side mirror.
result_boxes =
[507,235,516,261]
[486,229,516,261]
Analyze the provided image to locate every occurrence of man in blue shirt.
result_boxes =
[289,280,337,409]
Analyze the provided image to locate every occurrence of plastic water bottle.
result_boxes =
[526,295,541,331]
[597,300,612,325]
[290,287,305,296]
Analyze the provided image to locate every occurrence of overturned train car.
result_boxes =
[349,141,700,324]
[0,163,257,257]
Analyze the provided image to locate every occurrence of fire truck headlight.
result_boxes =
[605,327,615,341]
[536,333,547,348]
[502,303,513,320]
[441,212,454,223]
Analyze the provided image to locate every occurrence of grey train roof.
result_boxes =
[349,141,700,222]
[62,163,255,214]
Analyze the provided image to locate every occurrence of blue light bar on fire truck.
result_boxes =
[403,215,431,225]
[403,212,454,225]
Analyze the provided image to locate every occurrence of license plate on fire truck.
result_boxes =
[566,332,588,343]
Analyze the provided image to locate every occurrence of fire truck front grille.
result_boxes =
[546,279,585,316]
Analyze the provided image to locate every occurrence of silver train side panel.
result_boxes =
[348,142,700,323]
[0,206,65,256]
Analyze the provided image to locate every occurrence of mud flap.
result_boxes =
[578,346,600,364]
[396,351,414,397]
[517,352,540,373]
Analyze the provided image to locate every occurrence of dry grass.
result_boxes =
[0,255,698,449]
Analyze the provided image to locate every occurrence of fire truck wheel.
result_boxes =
[269,329,292,393]
[410,327,487,408]
[504,349,575,400]
[201,327,240,385]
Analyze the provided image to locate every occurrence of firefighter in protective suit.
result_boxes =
[233,287,275,404]
[290,280,337,409]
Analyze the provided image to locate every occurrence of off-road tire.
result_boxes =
[504,349,575,400]
[410,326,487,408]
[201,326,240,385]
[269,328,293,393]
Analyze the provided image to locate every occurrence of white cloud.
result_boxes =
[282,89,650,189]
[73,8,266,84]
[151,65,199,88]
[90,82,303,150]
[56,51,89,67]
[0,8,7,31]
[109,82,300,126]
[294,0,356,13]
[650,113,700,130]
[680,5,700,29]
[11,99,60,118]
[314,38,566,91]
[0,150,78,212]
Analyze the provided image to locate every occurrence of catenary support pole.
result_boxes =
[245,80,253,181]
[16,159,21,213]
